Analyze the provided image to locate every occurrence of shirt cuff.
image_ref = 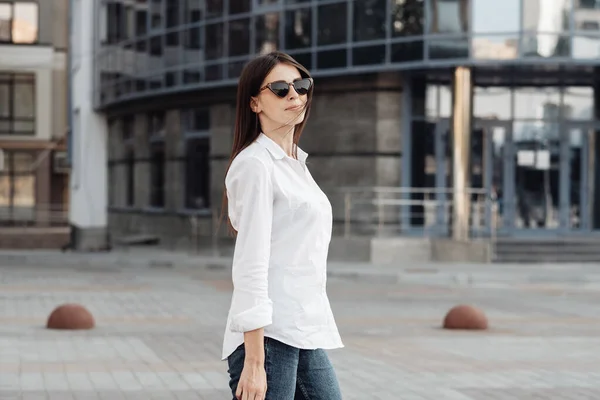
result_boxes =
[229,300,274,333]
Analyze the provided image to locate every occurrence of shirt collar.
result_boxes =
[256,133,309,163]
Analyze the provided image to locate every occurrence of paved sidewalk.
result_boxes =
[1,258,600,399]
[3,249,600,287]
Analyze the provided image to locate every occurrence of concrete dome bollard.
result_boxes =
[443,304,488,330]
[46,303,95,330]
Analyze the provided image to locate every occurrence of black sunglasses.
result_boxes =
[260,77,313,98]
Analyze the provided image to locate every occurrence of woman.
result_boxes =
[221,51,344,400]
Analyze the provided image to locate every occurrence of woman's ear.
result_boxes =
[250,97,261,113]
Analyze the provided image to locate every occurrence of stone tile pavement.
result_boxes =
[0,257,599,399]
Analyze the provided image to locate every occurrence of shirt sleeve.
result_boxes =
[225,156,274,333]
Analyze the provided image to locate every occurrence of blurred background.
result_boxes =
[2,0,600,264]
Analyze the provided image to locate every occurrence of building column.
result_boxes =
[68,0,109,251]
[451,67,473,241]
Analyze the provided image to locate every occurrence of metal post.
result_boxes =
[451,66,473,241]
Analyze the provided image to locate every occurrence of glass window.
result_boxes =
[0,151,36,225]
[428,0,469,34]
[229,0,251,15]
[523,0,569,33]
[12,2,38,44]
[514,87,561,120]
[391,0,425,37]
[206,0,223,18]
[353,45,385,66]
[285,8,311,49]
[182,109,211,210]
[472,0,519,33]
[317,49,346,69]
[229,18,251,56]
[473,87,511,119]
[563,87,593,120]
[472,35,518,60]
[353,0,386,42]
[0,4,10,42]
[149,141,165,208]
[150,0,162,30]
[166,0,180,46]
[135,9,147,36]
[0,74,35,135]
[0,1,39,44]
[574,0,600,32]
[185,136,211,209]
[573,31,600,59]
[206,23,224,60]
[391,40,424,62]
[13,77,35,119]
[425,85,452,118]
[317,3,347,46]
[256,12,280,55]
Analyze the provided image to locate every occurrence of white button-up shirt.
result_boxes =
[221,133,344,360]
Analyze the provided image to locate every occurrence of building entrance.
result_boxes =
[429,119,600,237]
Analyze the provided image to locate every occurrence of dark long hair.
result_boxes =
[219,51,314,235]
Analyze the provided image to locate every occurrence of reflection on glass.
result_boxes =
[514,87,561,119]
[12,3,38,44]
[563,87,593,120]
[472,36,518,59]
[256,13,279,55]
[573,0,599,32]
[522,0,570,57]
[474,87,511,119]
[317,3,347,45]
[472,0,519,33]
[572,34,600,59]
[285,8,311,49]
[425,85,452,118]
[353,0,386,41]
[428,0,469,33]
[513,121,560,229]
[391,0,424,37]
[522,34,570,57]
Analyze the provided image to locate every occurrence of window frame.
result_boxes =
[0,73,36,136]
[0,1,39,45]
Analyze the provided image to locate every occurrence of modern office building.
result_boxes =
[72,0,600,259]
[0,0,70,248]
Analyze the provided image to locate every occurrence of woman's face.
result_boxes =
[252,63,310,130]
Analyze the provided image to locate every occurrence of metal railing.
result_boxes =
[0,204,69,228]
[330,186,498,241]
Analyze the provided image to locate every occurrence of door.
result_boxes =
[470,121,511,237]
[434,119,511,237]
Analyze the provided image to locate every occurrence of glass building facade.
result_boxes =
[95,0,600,241]
[93,0,600,106]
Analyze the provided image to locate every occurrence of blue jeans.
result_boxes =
[227,337,343,400]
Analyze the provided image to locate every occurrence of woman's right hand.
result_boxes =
[236,360,267,400]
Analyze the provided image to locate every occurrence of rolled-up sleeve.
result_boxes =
[226,156,274,333]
